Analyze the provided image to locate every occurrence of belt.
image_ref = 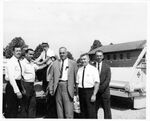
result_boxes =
[79,87,94,90]
[59,80,68,82]
[15,79,21,82]
[23,81,34,85]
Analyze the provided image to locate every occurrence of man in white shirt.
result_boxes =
[5,45,24,118]
[21,48,47,118]
[76,53,100,118]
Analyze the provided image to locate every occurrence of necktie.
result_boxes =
[17,59,25,92]
[98,62,101,74]
[98,63,100,71]
[18,59,22,76]
[82,66,86,88]
[60,60,64,78]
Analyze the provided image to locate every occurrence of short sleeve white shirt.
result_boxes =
[76,64,100,88]
[21,58,39,82]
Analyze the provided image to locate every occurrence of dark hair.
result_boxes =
[80,53,89,58]
[51,56,56,60]
[95,50,104,55]
[25,48,34,53]
[12,45,21,51]
[42,43,49,48]
[59,47,67,51]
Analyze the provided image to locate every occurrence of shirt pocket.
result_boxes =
[15,66,20,72]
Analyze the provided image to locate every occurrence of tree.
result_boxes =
[3,37,28,58]
[67,51,74,60]
[3,48,6,57]
[76,58,82,67]
[33,43,60,60]
[90,40,102,51]
[33,43,44,59]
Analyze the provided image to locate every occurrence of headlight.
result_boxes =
[124,84,130,92]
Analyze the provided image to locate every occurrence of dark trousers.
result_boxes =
[36,66,48,92]
[3,93,7,116]
[46,94,57,118]
[5,81,26,118]
[96,92,112,119]
[79,88,96,119]
[23,82,36,118]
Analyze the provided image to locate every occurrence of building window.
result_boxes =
[120,53,123,59]
[113,54,116,60]
[107,55,110,60]
[127,53,130,59]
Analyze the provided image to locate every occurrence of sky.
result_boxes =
[3,0,147,59]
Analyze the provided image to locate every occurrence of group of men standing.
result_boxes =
[4,43,112,119]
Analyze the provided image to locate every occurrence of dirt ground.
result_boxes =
[98,96,146,119]
[3,94,145,119]
[98,107,146,119]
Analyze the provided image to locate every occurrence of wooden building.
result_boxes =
[88,40,146,67]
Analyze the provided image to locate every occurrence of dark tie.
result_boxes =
[98,63,100,71]
[17,59,24,92]
[82,66,86,88]
[60,60,64,78]
[18,59,22,75]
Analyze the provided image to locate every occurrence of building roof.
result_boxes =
[88,40,146,54]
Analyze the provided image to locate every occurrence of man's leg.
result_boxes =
[5,83,18,118]
[28,95,36,118]
[46,94,57,118]
[56,83,64,118]
[26,83,36,118]
[42,66,49,92]
[62,83,73,118]
[79,88,87,118]
[85,88,97,119]
[96,92,101,118]
[101,96,112,119]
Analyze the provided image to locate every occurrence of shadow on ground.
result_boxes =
[110,96,133,110]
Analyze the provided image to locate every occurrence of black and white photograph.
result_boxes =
[1,0,149,119]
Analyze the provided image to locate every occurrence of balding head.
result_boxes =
[80,53,90,67]
[59,47,68,60]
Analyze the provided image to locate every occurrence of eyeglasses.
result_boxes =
[96,55,103,57]
[59,52,65,54]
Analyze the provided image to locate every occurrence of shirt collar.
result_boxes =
[24,58,31,64]
[82,63,90,69]
[97,61,102,64]
[61,58,68,62]
[12,55,20,61]
[96,61,102,69]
